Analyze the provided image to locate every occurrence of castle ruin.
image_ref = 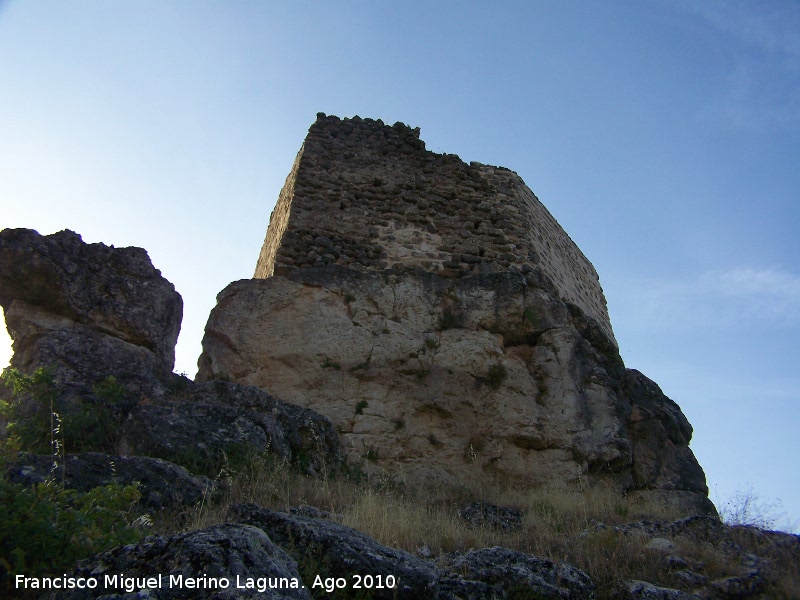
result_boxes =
[255,113,615,346]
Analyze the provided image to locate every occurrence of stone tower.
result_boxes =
[199,114,710,514]
[255,113,615,345]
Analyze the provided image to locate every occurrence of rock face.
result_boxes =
[0,228,182,389]
[118,380,342,477]
[197,114,709,510]
[231,503,440,599]
[54,523,311,599]
[0,227,343,482]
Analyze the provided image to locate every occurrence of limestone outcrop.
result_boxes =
[0,228,182,391]
[197,114,710,511]
[0,227,342,483]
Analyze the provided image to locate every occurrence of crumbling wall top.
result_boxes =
[254,114,615,344]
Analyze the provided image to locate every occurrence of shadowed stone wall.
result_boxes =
[255,112,616,349]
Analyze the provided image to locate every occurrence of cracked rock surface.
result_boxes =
[198,266,710,513]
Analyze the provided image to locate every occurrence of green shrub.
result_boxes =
[1,369,133,456]
[1,367,59,456]
[0,478,146,582]
[0,368,149,591]
[486,363,507,389]
[322,357,341,370]
[438,308,464,331]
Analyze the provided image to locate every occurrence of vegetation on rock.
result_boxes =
[0,369,147,591]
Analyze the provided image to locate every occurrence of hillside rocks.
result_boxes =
[459,501,524,532]
[0,227,343,483]
[52,523,311,600]
[43,500,800,600]
[438,547,595,599]
[231,503,440,599]
[0,228,181,388]
[118,380,342,477]
[622,580,699,599]
[583,516,800,598]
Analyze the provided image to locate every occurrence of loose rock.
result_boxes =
[50,523,310,599]
[230,502,439,599]
[438,546,594,599]
[0,228,182,382]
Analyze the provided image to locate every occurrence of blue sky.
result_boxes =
[1,1,798,530]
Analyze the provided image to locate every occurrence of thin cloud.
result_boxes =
[680,0,800,58]
[611,266,800,332]
[711,266,800,298]
[674,0,800,130]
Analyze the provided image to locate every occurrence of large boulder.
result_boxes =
[198,266,709,511]
[230,503,440,599]
[50,523,310,599]
[118,380,343,477]
[0,228,182,389]
[438,547,595,599]
[0,228,344,478]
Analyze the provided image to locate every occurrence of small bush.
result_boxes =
[414,367,429,380]
[438,308,464,330]
[0,478,146,582]
[0,367,149,592]
[1,367,59,456]
[322,357,341,370]
[716,484,790,531]
[354,400,368,415]
[1,369,133,456]
[486,363,507,389]
[427,433,442,447]
[522,306,538,325]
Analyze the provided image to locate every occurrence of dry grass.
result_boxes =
[168,456,799,599]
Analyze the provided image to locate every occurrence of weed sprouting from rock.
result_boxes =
[486,363,507,389]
